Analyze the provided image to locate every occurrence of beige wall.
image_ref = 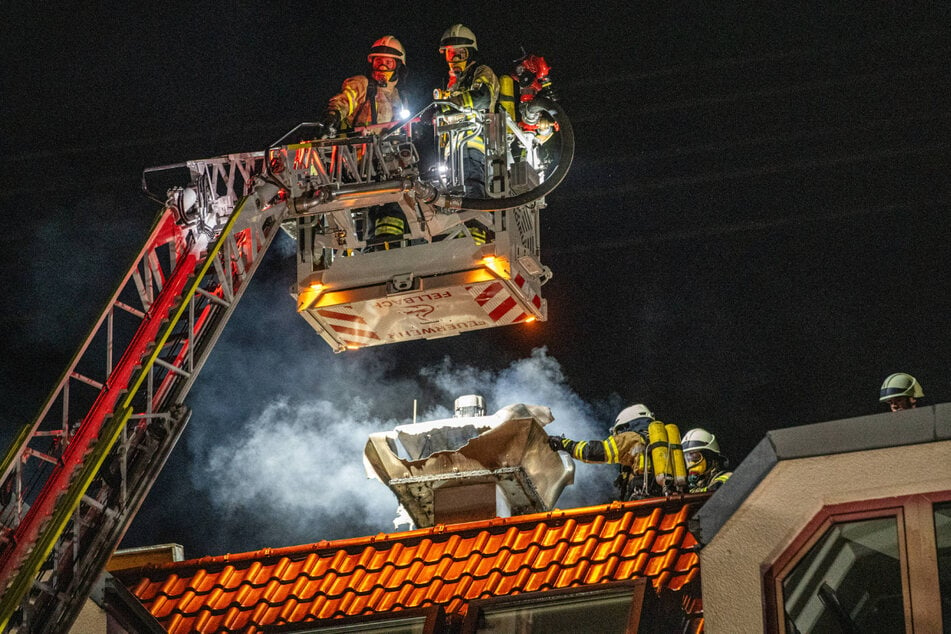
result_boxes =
[700,439,951,633]
[71,601,107,633]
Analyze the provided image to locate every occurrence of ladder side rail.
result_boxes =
[151,189,281,409]
[0,212,187,506]
[15,185,283,633]
[0,217,200,629]
[37,407,192,634]
[2,185,283,631]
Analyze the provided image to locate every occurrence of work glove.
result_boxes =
[548,435,566,452]
[320,111,340,138]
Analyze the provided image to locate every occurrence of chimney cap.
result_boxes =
[454,394,486,418]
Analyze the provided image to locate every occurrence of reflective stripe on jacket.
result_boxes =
[327,75,404,129]
[562,431,645,468]
[445,63,499,112]
[689,470,732,493]
[443,63,499,152]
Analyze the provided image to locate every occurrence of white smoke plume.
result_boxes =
[189,345,617,553]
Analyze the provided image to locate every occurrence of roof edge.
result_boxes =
[692,402,951,545]
[116,495,710,579]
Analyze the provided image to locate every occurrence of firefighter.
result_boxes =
[320,36,410,249]
[321,35,408,134]
[682,428,732,494]
[434,24,500,197]
[547,403,663,500]
[879,372,924,411]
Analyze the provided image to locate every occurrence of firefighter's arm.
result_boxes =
[325,76,367,130]
[548,436,620,464]
[447,65,499,111]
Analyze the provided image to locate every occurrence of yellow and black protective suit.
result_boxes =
[550,431,645,467]
[688,469,732,493]
[438,58,499,197]
[549,430,663,500]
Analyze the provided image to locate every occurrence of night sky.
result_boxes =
[1,5,948,558]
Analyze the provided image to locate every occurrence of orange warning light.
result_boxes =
[297,281,326,312]
[481,255,510,279]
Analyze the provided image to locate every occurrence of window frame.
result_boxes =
[763,491,951,633]
[261,605,445,633]
[460,579,649,634]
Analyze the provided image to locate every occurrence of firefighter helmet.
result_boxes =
[683,428,721,476]
[368,35,406,65]
[439,24,478,52]
[682,428,720,455]
[611,403,654,435]
[879,372,923,402]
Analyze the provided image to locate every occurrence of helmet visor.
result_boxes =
[443,47,470,63]
[686,451,706,474]
[371,56,398,71]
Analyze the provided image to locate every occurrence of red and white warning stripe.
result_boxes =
[466,274,541,324]
[315,308,381,347]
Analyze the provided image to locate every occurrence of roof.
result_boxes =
[692,403,951,545]
[119,496,707,633]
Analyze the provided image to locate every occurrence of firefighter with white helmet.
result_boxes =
[547,403,662,499]
[320,36,409,249]
[322,35,407,135]
[681,428,732,493]
[879,372,924,411]
[434,24,499,197]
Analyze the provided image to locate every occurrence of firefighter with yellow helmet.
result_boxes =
[547,404,673,500]
[434,24,500,197]
[320,36,410,249]
[682,428,732,494]
[879,372,924,411]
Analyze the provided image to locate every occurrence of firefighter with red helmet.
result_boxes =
[434,24,499,197]
[320,36,410,249]
[547,404,663,499]
[682,428,732,493]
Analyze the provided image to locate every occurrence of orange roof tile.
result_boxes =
[119,496,706,633]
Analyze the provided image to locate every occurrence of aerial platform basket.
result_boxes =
[271,100,571,351]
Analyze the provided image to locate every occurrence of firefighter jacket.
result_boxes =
[553,430,666,500]
[440,61,500,154]
[688,469,732,494]
[327,75,404,130]
[553,431,646,469]
[444,62,500,113]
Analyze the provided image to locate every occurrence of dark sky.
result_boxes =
[1,5,949,558]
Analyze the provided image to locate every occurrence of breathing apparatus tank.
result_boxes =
[665,424,688,488]
[499,74,517,121]
[647,421,670,487]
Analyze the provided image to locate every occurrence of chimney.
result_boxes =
[363,398,574,528]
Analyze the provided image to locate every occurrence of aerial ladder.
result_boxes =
[0,81,572,631]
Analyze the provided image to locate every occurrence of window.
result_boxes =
[268,607,442,633]
[766,493,951,633]
[781,517,903,633]
[462,581,649,634]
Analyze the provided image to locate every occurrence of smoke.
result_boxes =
[189,341,616,553]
